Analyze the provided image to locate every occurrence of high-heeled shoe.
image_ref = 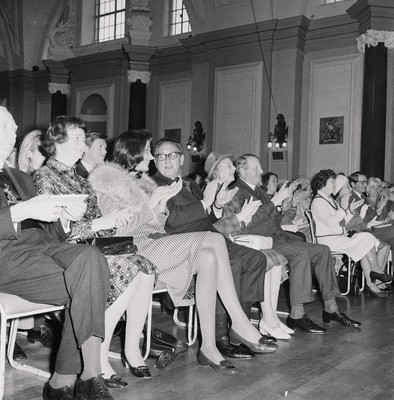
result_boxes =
[259,321,291,340]
[197,350,238,375]
[278,321,294,335]
[370,271,394,283]
[229,328,278,354]
[122,358,152,379]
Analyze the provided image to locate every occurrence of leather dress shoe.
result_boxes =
[75,375,113,400]
[287,315,326,334]
[197,350,238,375]
[370,271,394,283]
[43,382,75,400]
[229,328,278,354]
[216,335,254,359]
[128,365,152,379]
[104,374,128,388]
[27,323,54,348]
[13,342,27,361]
[322,309,361,327]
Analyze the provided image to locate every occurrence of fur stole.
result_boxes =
[89,162,158,210]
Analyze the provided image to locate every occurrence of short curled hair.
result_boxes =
[235,154,258,174]
[311,169,336,195]
[85,130,107,148]
[153,137,183,155]
[41,116,87,156]
[113,129,152,171]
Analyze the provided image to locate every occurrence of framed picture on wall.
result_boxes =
[319,116,344,145]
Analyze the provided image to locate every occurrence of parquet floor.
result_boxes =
[4,287,394,400]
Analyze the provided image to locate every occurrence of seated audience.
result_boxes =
[379,185,394,222]
[0,106,113,399]
[311,169,392,297]
[89,130,276,375]
[261,172,278,199]
[151,138,276,360]
[34,116,157,388]
[186,171,206,189]
[205,152,291,340]
[365,177,386,215]
[75,130,107,178]
[229,154,360,332]
[18,129,46,174]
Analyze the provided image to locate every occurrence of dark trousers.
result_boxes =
[216,238,266,339]
[0,228,110,374]
[273,239,339,307]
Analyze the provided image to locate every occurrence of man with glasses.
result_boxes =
[152,138,275,359]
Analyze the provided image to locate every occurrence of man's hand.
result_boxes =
[10,195,63,223]
[367,216,382,229]
[60,202,88,222]
[271,182,291,207]
[214,181,239,208]
[237,197,261,223]
[349,199,364,213]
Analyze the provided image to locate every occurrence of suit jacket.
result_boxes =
[0,165,66,242]
[349,189,377,223]
[151,173,219,234]
[230,178,290,241]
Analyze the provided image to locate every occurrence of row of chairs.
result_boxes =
[0,281,198,399]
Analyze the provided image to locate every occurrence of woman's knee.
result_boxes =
[203,232,226,250]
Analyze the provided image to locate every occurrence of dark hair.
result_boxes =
[113,129,152,171]
[85,130,107,148]
[348,171,365,186]
[311,169,336,195]
[42,116,87,156]
[261,172,278,192]
[153,137,183,155]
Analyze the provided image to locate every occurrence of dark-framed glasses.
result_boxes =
[155,152,181,161]
[354,180,367,184]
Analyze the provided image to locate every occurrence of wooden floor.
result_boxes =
[4,287,394,400]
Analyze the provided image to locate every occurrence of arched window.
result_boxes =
[80,94,108,133]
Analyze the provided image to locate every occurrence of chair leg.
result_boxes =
[143,298,153,361]
[7,319,51,378]
[0,314,7,400]
[187,305,198,346]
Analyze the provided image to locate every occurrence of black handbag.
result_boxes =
[92,237,138,255]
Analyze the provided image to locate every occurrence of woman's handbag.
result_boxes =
[92,237,138,255]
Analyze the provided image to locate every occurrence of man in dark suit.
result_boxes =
[152,138,277,359]
[231,154,360,333]
[75,130,107,178]
[0,107,113,400]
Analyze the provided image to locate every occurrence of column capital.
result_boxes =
[127,70,151,85]
[48,82,71,96]
[356,29,394,53]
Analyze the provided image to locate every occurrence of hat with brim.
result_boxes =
[334,174,349,196]
[204,151,234,180]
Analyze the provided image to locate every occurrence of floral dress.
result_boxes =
[33,157,158,308]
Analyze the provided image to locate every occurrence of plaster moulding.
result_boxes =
[356,29,394,53]
[127,70,151,84]
[48,82,71,96]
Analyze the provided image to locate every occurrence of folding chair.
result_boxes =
[0,292,64,400]
[305,210,365,295]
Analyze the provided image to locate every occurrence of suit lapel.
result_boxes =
[4,164,29,201]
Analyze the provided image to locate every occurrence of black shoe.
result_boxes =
[43,382,75,400]
[287,315,327,334]
[370,271,394,283]
[27,323,54,348]
[322,309,361,327]
[228,329,278,354]
[13,342,27,361]
[75,375,113,400]
[104,374,128,388]
[197,350,238,375]
[129,365,152,379]
[216,336,254,359]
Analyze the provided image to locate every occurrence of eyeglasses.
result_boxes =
[154,152,181,161]
[354,180,367,184]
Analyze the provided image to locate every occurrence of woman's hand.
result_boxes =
[214,181,239,208]
[91,209,133,231]
[340,192,350,210]
[376,193,388,213]
[271,183,291,207]
[202,179,219,209]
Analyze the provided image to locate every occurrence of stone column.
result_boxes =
[127,70,151,129]
[356,30,394,178]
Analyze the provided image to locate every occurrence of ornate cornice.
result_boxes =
[48,82,71,96]
[127,70,151,84]
[356,29,394,53]
[127,0,152,46]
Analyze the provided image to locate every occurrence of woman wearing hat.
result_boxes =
[205,152,292,340]
[310,169,391,297]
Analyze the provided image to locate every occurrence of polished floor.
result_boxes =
[4,287,394,400]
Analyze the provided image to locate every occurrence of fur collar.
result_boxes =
[89,162,158,208]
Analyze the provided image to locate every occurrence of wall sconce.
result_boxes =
[187,121,205,152]
[267,113,288,149]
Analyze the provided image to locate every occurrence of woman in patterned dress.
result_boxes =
[34,116,158,386]
[206,154,292,340]
[89,130,274,375]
